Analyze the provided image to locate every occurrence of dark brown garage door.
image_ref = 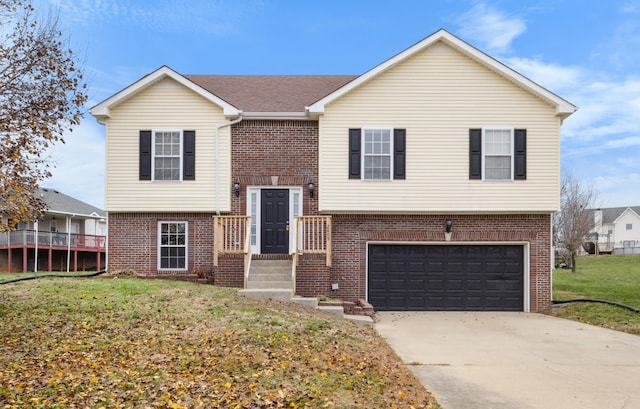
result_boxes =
[368,244,524,311]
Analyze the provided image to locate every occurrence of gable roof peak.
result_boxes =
[306,29,577,119]
[89,65,241,120]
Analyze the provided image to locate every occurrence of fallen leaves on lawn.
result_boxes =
[0,279,439,408]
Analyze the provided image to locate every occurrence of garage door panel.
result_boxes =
[426,246,445,257]
[427,279,444,290]
[465,296,484,309]
[369,244,524,311]
[388,261,407,273]
[447,246,465,257]
[503,280,522,291]
[444,297,464,309]
[466,280,483,290]
[369,260,387,273]
[407,261,426,273]
[388,279,405,290]
[447,279,464,290]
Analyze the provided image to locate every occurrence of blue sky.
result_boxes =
[35,0,640,209]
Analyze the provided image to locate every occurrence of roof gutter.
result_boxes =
[45,210,104,220]
[215,114,243,215]
[241,111,310,120]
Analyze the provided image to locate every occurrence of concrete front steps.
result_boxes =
[238,259,373,325]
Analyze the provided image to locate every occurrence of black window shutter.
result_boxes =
[393,129,406,179]
[469,129,482,179]
[139,130,152,180]
[348,128,361,179]
[183,130,196,180]
[514,129,526,180]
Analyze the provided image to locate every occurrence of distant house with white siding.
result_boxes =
[589,206,640,254]
[0,188,106,272]
[90,29,576,313]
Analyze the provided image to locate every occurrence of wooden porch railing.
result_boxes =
[0,230,106,251]
[292,216,332,267]
[213,216,252,286]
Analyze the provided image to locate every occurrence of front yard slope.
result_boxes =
[0,277,439,408]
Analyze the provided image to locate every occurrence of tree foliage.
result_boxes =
[0,0,87,232]
[553,171,597,272]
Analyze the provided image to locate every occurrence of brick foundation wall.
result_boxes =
[322,213,552,312]
[214,254,244,288]
[108,212,215,276]
[295,254,331,297]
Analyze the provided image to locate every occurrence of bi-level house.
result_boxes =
[90,29,576,312]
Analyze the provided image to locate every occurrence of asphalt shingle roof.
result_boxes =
[185,75,357,113]
[592,206,640,224]
[37,188,105,218]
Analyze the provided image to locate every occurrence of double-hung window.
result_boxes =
[363,128,392,180]
[348,128,406,180]
[139,130,196,181]
[158,221,187,270]
[154,131,182,181]
[469,128,526,181]
[483,129,513,180]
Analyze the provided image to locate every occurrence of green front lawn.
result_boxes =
[0,276,440,408]
[548,255,640,335]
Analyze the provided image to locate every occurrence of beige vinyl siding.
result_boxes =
[319,41,562,213]
[105,77,230,212]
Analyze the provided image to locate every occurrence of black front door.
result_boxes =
[261,189,289,254]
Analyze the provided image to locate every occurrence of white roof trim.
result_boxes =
[242,111,310,120]
[89,66,240,119]
[307,29,577,119]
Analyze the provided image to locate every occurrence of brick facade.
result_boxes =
[323,213,552,311]
[231,120,318,214]
[107,119,553,312]
[108,212,215,276]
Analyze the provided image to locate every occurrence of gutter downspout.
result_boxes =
[214,114,243,215]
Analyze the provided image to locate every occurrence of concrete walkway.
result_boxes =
[376,312,640,409]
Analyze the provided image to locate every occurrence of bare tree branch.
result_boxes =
[553,171,597,271]
[0,0,87,232]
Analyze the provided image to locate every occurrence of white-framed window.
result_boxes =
[158,221,187,270]
[483,128,513,180]
[250,191,257,246]
[626,223,633,230]
[363,128,393,180]
[50,220,57,232]
[153,130,182,181]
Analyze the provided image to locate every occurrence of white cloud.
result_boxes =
[456,3,526,53]
[504,56,640,149]
[506,57,582,92]
[42,0,257,36]
[592,173,640,207]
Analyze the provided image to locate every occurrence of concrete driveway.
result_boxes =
[376,312,640,409]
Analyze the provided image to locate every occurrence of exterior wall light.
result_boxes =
[233,181,241,197]
[308,179,315,198]
[445,220,453,233]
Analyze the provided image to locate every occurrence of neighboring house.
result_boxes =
[0,188,106,272]
[589,206,640,255]
[90,29,576,312]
